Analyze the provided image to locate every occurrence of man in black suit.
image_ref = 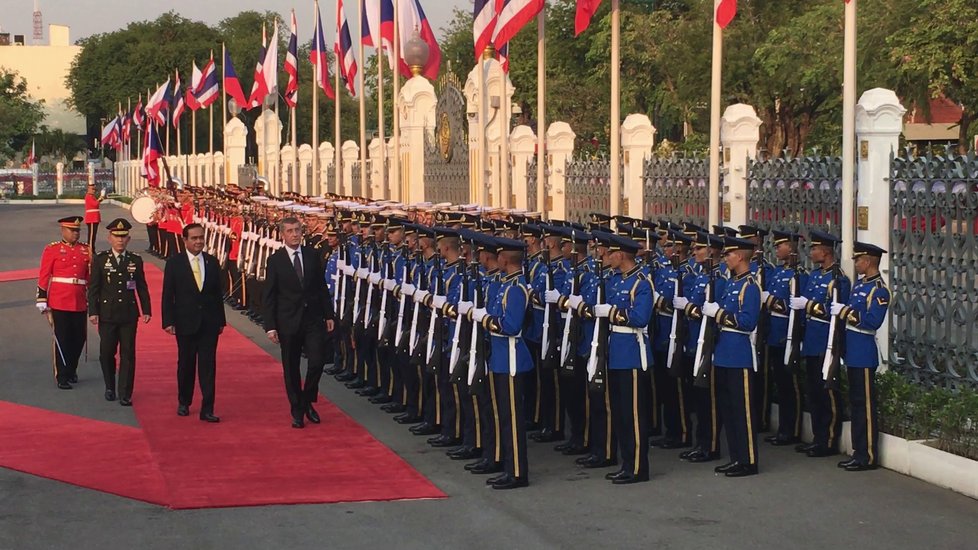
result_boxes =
[88,218,152,405]
[263,217,336,428]
[162,223,226,423]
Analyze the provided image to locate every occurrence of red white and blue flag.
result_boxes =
[473,0,497,61]
[186,61,202,111]
[336,0,359,96]
[171,70,186,128]
[145,80,172,126]
[363,0,395,68]
[141,122,164,187]
[121,109,132,143]
[223,49,249,109]
[101,116,120,149]
[716,0,737,29]
[284,10,299,108]
[196,57,220,108]
[575,0,602,36]
[397,0,441,80]
[133,97,145,130]
[248,27,269,110]
[493,0,543,51]
[310,2,337,99]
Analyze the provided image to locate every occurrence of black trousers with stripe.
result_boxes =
[685,356,721,454]
[847,367,879,466]
[716,367,759,467]
[652,352,690,444]
[588,380,617,461]
[769,345,802,439]
[536,366,563,436]
[804,355,843,451]
[52,310,87,385]
[609,369,650,480]
[98,320,137,399]
[491,371,528,480]
[561,356,589,448]
[525,340,542,426]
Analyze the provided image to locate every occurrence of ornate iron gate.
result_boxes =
[889,147,978,388]
[565,156,613,223]
[527,157,539,213]
[424,72,470,205]
[351,160,370,198]
[642,154,710,227]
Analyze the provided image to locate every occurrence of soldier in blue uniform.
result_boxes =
[762,230,807,446]
[408,225,442,436]
[739,224,775,433]
[707,236,762,477]
[521,224,547,431]
[835,241,889,471]
[372,217,408,406]
[790,230,851,457]
[591,233,654,484]
[471,237,533,490]
[387,223,421,419]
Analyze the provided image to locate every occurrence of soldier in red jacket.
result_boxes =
[84,183,104,251]
[37,216,92,389]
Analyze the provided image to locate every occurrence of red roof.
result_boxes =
[907,96,963,124]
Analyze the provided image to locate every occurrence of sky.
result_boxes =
[0,0,471,43]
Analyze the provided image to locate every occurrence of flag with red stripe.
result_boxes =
[310,2,337,99]
[336,0,359,96]
[397,0,441,80]
[575,0,602,36]
[716,0,737,29]
[284,10,299,107]
[223,49,249,108]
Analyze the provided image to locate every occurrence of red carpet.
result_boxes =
[0,262,444,509]
[0,268,37,282]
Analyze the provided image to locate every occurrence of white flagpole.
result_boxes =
[335,20,343,197]
[609,0,621,216]
[392,0,401,202]
[377,12,387,199]
[536,9,546,216]
[478,47,488,206]
[841,0,857,273]
[358,0,368,199]
[312,0,321,195]
[707,1,723,226]
[220,48,226,187]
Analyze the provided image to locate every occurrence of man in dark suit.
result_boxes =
[162,222,226,423]
[263,216,336,428]
[88,218,152,405]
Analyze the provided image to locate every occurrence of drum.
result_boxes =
[130,196,158,224]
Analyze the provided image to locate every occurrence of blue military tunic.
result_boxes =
[682,263,728,355]
[765,264,808,347]
[606,266,654,370]
[801,264,852,357]
[713,271,761,369]
[840,274,889,368]
[653,262,695,352]
[524,251,548,344]
[483,271,533,375]
[561,259,598,356]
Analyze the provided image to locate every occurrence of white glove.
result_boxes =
[544,289,561,304]
[830,301,845,316]
[431,295,447,309]
[99,188,107,198]
[761,291,770,303]
[593,304,612,318]
[702,302,720,318]
[457,301,474,315]
[355,268,369,279]
[567,294,584,310]
[472,308,488,323]
[368,273,382,285]
[342,265,355,277]
[673,296,689,310]
[401,283,416,296]
[382,279,395,291]
[653,290,662,303]
[337,259,347,270]
[789,296,810,311]
[413,290,430,304]
[36,302,48,313]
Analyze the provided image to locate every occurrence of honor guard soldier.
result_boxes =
[835,242,889,471]
[790,230,851,458]
[471,237,533,490]
[87,219,152,404]
[37,216,92,389]
[708,236,762,477]
[762,230,807,446]
[591,233,653,484]
[739,224,774,432]
[84,183,104,250]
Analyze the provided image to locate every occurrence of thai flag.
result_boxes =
[116,107,126,149]
[575,0,603,36]
[715,0,737,29]
[248,27,269,110]
[473,0,497,61]
[133,98,145,130]
[493,0,543,51]
[144,80,172,126]
[196,57,220,107]
[122,110,132,143]
[187,61,202,111]
[335,0,358,96]
[284,10,299,108]
[171,70,186,128]
[101,116,120,148]
[223,49,249,109]
[141,122,164,187]
[397,0,441,80]
[363,0,395,67]
[310,2,337,99]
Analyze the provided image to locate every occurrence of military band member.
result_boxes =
[708,236,762,477]
[835,242,889,471]
[790,230,851,458]
[37,216,92,389]
[87,219,151,404]
[84,183,104,250]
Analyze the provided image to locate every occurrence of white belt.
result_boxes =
[51,277,87,285]
[770,312,788,319]
[656,311,672,318]
[85,209,99,213]
[489,330,522,338]
[846,325,876,336]
[721,327,752,335]
[490,330,522,376]
[610,325,648,371]
[611,326,642,334]
[532,304,545,311]
[809,317,830,324]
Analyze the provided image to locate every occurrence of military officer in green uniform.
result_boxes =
[88,218,152,405]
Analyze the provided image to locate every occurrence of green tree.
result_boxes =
[0,68,45,164]
[34,125,88,168]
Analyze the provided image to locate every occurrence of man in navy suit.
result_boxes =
[162,223,226,422]
[263,217,336,428]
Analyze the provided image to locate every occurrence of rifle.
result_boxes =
[821,264,845,390]
[378,245,398,347]
[467,247,488,393]
[752,251,768,372]
[666,253,686,377]
[586,262,610,393]
[334,235,346,320]
[410,252,431,366]
[540,247,561,370]
[783,252,803,371]
[351,239,366,332]
[559,245,581,376]
[425,253,445,375]
[393,243,411,350]
[341,236,357,329]
[364,243,381,332]
[449,253,473,383]
[693,260,718,388]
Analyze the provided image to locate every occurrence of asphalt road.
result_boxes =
[1,203,976,550]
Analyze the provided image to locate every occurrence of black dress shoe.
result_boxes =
[492,476,528,490]
[686,450,721,463]
[768,435,802,446]
[68,375,79,384]
[368,394,393,404]
[199,413,221,423]
[532,429,564,443]
[562,444,589,456]
[395,414,424,424]
[554,441,573,452]
[612,473,648,485]
[806,446,839,458]
[724,464,758,477]
[177,405,189,416]
[57,382,72,390]
[119,398,132,407]
[605,470,627,481]
[575,454,596,465]
[345,380,367,389]
[324,365,344,376]
[410,423,441,436]
[795,442,816,453]
[714,461,739,474]
[427,434,449,445]
[356,387,381,397]
[381,403,406,413]
[464,458,490,471]
[469,461,503,475]
[306,405,321,424]
[844,462,878,472]
[292,417,305,429]
[448,447,482,460]
[429,436,461,448]
[582,457,617,469]
[335,372,356,382]
[104,390,116,401]
[487,472,510,485]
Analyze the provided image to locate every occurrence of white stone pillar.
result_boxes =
[720,104,763,227]
[399,75,436,204]
[56,162,64,198]
[297,144,313,196]
[486,125,501,207]
[856,88,905,366]
[342,140,359,197]
[224,118,247,186]
[621,114,656,218]
[546,122,576,221]
[368,138,384,200]
[318,142,334,196]
[280,145,295,194]
[510,125,535,210]
[254,109,283,194]
[385,140,397,201]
